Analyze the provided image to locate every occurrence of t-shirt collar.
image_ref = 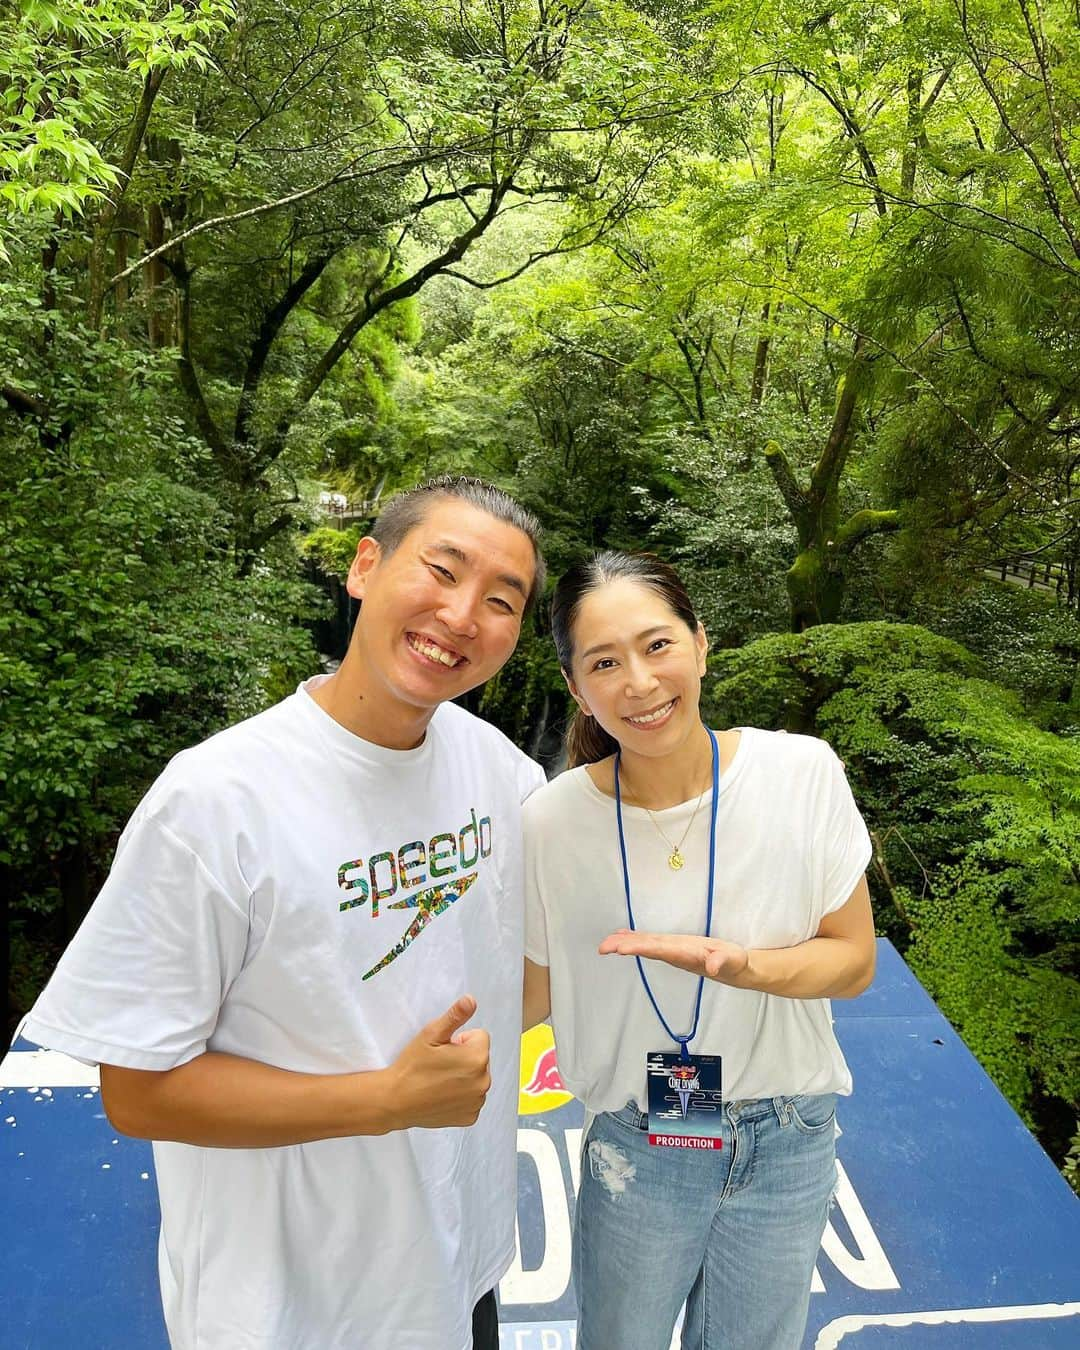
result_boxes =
[295,675,437,769]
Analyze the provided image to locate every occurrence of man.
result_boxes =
[17,476,547,1350]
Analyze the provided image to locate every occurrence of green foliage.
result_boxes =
[1064,1127,1080,1196]
[0,313,320,1002]
[300,526,363,578]
[704,621,981,732]
[479,616,567,762]
[705,621,1080,1149]
[0,0,232,230]
[0,466,312,868]
[916,583,1080,731]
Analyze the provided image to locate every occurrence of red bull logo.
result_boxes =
[518,1024,573,1115]
[525,1047,565,1096]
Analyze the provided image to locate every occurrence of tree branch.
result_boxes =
[1016,0,1080,213]
[955,3,1080,259]
[810,335,865,504]
[835,507,902,552]
[173,250,231,467]
[763,440,809,518]
[254,173,521,473]
[106,137,504,291]
[234,253,333,448]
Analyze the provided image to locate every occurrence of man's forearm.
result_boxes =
[101,995,491,1146]
[728,937,874,1000]
[101,1052,398,1148]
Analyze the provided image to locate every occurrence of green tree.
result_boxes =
[0,0,231,231]
[704,620,1080,1169]
[0,286,317,1029]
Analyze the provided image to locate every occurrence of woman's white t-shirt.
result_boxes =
[523,728,873,1114]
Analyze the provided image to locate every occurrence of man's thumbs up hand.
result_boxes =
[424,995,479,1046]
[385,996,492,1129]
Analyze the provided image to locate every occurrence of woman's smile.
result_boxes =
[623,697,679,729]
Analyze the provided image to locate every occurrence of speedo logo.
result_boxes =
[337,807,492,980]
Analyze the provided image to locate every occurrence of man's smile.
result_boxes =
[406,632,468,669]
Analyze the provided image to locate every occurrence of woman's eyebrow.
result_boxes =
[427,542,528,599]
[581,625,672,659]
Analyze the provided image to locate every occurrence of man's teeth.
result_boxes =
[409,636,461,668]
[627,700,675,725]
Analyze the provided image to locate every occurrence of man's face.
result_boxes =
[346,499,536,717]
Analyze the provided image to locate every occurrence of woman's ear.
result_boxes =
[561,667,592,718]
[695,622,709,676]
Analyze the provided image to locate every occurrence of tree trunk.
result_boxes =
[145,204,171,349]
[58,847,92,940]
[786,547,845,631]
[749,301,772,407]
[87,67,169,329]
[900,69,923,197]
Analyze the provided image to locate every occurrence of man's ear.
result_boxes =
[695,622,709,676]
[346,536,382,601]
[561,667,592,718]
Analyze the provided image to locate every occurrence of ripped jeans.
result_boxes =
[574,1095,837,1350]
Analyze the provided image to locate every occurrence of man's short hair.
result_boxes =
[371,476,546,608]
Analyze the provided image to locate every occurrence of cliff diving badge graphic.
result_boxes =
[669,1062,701,1119]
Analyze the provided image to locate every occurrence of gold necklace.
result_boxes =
[619,773,710,871]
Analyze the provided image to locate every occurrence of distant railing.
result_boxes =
[986,555,1080,608]
[318,494,377,525]
[991,557,1068,590]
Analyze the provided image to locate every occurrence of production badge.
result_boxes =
[646,1051,724,1150]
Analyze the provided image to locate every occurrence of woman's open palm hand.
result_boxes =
[598,930,749,983]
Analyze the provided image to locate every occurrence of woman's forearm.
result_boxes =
[523,957,552,1030]
[728,935,875,999]
[598,877,876,999]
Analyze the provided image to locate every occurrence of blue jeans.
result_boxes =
[574,1094,837,1350]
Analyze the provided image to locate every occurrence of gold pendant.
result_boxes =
[668,850,685,871]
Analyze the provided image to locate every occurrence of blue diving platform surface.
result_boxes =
[3,939,1079,1348]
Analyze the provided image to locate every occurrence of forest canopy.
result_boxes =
[2,0,1078,1186]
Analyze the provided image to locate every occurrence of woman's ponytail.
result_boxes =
[566,708,619,769]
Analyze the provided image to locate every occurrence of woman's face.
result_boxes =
[565,577,708,758]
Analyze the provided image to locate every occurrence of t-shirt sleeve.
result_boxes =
[517,755,547,805]
[522,803,550,967]
[18,812,250,1070]
[818,745,873,918]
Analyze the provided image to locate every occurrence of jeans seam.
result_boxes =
[717,1114,740,1207]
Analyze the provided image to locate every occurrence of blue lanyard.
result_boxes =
[613,727,720,1063]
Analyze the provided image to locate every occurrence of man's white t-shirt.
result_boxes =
[20,677,545,1350]
[524,728,872,1114]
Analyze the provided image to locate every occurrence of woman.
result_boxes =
[522,551,875,1350]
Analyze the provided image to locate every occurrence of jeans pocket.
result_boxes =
[787,1093,837,1135]
[603,1105,648,1137]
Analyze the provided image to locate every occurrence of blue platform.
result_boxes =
[4,940,1079,1348]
